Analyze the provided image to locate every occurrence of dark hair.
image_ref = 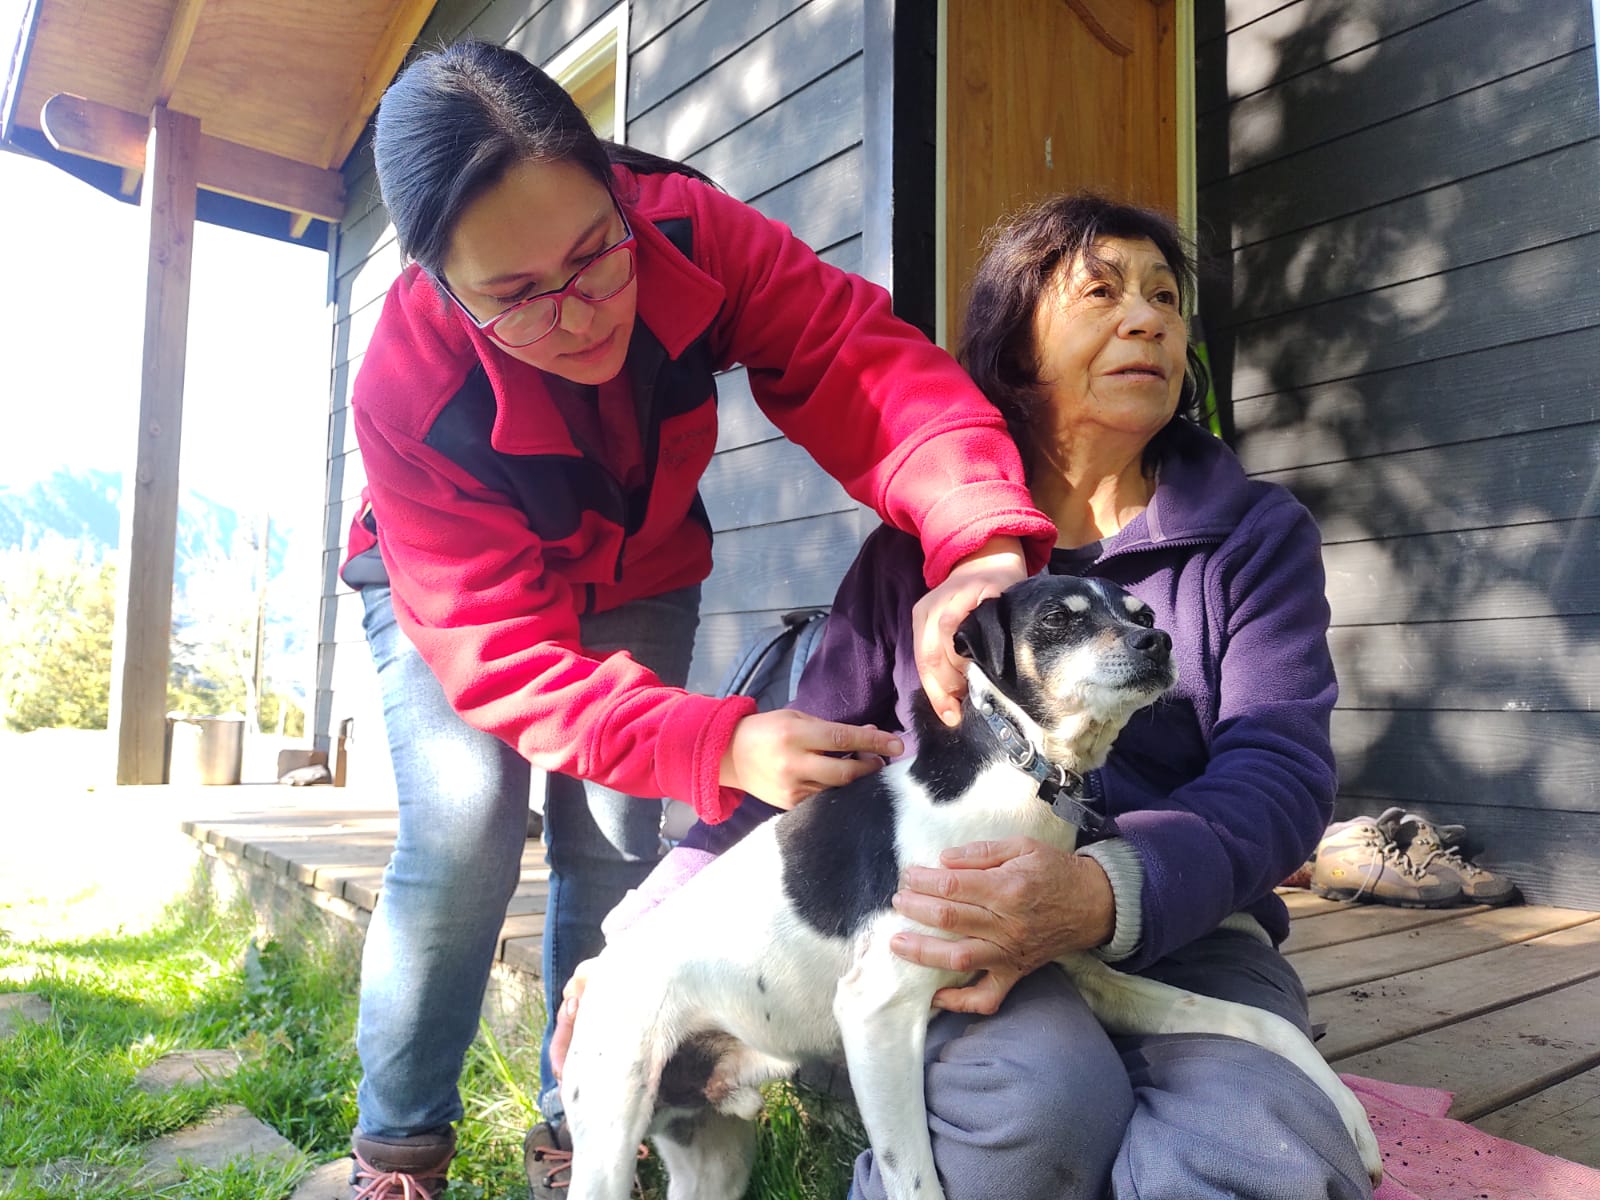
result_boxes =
[957,192,1209,479]
[374,40,716,275]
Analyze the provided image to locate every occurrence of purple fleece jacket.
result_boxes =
[617,421,1337,972]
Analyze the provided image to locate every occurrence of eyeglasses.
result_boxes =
[438,209,636,348]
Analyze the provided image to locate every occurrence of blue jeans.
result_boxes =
[849,930,1372,1200]
[355,583,698,1137]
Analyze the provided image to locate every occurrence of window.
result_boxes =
[547,4,629,141]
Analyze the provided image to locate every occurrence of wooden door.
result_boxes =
[944,0,1179,340]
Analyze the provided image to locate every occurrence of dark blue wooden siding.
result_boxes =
[1196,0,1600,909]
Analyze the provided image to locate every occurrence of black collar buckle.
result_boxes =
[974,695,1107,839]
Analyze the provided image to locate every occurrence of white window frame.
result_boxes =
[545,3,631,143]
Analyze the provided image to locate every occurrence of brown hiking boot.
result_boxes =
[1396,813,1519,906]
[349,1128,454,1199]
[524,1120,573,1198]
[1310,816,1462,907]
[525,1119,649,1198]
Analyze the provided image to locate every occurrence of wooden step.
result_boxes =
[1281,901,1486,954]
[1294,905,1599,995]
[1330,973,1600,1122]
[1311,915,1600,1059]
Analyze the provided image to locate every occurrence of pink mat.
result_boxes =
[1343,1074,1600,1199]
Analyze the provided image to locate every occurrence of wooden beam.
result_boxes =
[194,131,345,222]
[120,0,211,198]
[108,104,200,786]
[316,0,436,169]
[148,0,210,107]
[40,93,346,223]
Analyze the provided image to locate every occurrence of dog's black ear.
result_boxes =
[953,594,1011,680]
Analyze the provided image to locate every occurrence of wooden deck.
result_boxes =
[182,801,1600,1172]
[1281,888,1600,1168]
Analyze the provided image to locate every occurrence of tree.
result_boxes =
[0,538,116,731]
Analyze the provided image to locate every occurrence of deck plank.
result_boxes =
[1311,917,1600,1060]
[1277,889,1346,919]
[1293,906,1600,995]
[1330,973,1600,1121]
[1472,1063,1600,1169]
[1280,902,1486,954]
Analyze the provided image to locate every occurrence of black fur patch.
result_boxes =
[658,1030,741,1108]
[776,772,900,939]
[905,690,998,803]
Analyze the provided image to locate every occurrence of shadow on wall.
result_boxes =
[1194,0,1600,902]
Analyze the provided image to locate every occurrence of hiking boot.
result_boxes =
[524,1120,573,1198]
[1396,813,1519,906]
[524,1120,649,1197]
[1310,816,1462,907]
[349,1128,454,1198]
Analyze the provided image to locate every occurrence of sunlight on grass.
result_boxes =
[0,880,358,1198]
[0,871,869,1199]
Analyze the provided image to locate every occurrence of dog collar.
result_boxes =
[970,693,1110,839]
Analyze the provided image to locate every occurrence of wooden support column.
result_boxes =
[108,104,200,785]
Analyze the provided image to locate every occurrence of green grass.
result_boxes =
[0,875,864,1199]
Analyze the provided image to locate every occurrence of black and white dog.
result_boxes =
[561,575,1382,1199]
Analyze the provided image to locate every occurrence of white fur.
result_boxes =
[562,669,1382,1200]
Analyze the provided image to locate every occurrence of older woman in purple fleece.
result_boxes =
[556,194,1370,1200]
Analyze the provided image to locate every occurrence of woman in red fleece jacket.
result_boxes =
[337,40,1055,1199]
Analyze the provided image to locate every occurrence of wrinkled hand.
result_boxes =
[889,837,1115,1014]
[719,710,903,810]
[549,957,596,1083]
[912,537,1028,726]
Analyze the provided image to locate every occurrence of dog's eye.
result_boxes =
[1041,606,1079,628]
[1128,608,1155,629]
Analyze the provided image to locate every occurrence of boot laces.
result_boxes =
[529,1141,649,1191]
[1410,834,1486,878]
[1351,825,1431,895]
[530,1142,573,1190]
[350,1151,447,1200]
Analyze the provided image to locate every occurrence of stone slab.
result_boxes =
[135,1049,245,1093]
[288,1157,354,1200]
[139,1104,304,1185]
[0,992,51,1038]
[0,1106,301,1193]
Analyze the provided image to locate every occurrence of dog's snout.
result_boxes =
[1127,627,1171,661]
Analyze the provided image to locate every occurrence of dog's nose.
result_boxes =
[1127,628,1171,661]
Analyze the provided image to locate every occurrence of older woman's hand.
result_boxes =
[912,536,1029,726]
[889,837,1116,1014]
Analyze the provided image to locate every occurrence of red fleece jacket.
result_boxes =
[347,166,1054,821]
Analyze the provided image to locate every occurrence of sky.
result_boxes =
[0,131,332,538]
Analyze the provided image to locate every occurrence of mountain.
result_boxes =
[0,467,311,694]
[0,467,291,583]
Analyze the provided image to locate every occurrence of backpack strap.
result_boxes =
[785,608,830,701]
[715,607,830,702]
[718,622,795,699]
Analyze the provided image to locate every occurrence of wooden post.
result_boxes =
[108,104,200,785]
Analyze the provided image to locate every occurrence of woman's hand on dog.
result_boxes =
[913,536,1029,727]
[549,958,595,1083]
[888,837,1116,1014]
[720,711,903,810]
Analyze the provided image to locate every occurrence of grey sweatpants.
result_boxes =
[849,929,1373,1200]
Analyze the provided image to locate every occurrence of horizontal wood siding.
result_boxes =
[1196,0,1600,909]
[627,0,872,693]
[315,0,875,773]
